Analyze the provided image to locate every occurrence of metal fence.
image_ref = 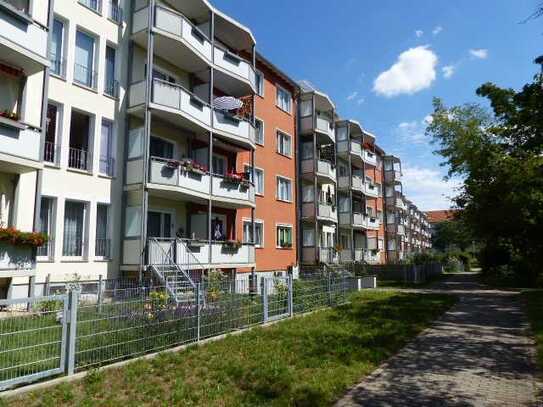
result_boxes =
[0,274,365,391]
[362,262,443,284]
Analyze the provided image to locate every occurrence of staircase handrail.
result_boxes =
[149,237,196,289]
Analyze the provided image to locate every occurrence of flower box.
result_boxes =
[0,227,47,248]
[222,240,242,250]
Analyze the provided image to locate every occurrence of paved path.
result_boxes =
[336,273,541,407]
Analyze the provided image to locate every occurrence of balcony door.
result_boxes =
[150,136,173,159]
[147,210,173,239]
[75,30,95,87]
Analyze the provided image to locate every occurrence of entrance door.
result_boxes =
[147,211,173,238]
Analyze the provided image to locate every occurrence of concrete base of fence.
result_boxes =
[0,301,337,399]
[358,276,377,289]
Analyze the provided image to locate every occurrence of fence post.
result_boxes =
[65,289,79,376]
[327,273,332,306]
[262,278,268,323]
[44,274,51,296]
[26,275,35,312]
[97,275,103,313]
[196,283,201,342]
[287,274,293,317]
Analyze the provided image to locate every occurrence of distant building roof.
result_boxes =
[425,209,459,224]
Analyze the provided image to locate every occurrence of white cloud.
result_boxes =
[415,30,424,38]
[346,91,358,101]
[432,26,443,36]
[395,115,434,144]
[469,48,488,59]
[357,97,365,105]
[442,65,455,79]
[401,165,461,210]
[373,46,438,97]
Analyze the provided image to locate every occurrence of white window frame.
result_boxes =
[254,117,265,145]
[95,202,111,259]
[276,223,293,249]
[243,218,264,248]
[255,70,264,97]
[276,175,293,203]
[74,27,98,90]
[276,85,292,113]
[244,164,264,196]
[51,16,67,78]
[62,199,89,260]
[37,196,57,262]
[276,129,292,157]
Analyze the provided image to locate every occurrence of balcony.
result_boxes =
[212,110,255,149]
[337,174,363,192]
[388,223,406,236]
[148,238,255,269]
[301,202,337,223]
[0,1,49,73]
[365,216,380,230]
[212,175,255,208]
[148,157,211,200]
[301,159,336,184]
[364,182,379,198]
[214,44,256,95]
[384,169,402,183]
[337,140,363,163]
[0,242,35,275]
[132,5,212,65]
[0,118,42,171]
[315,115,335,141]
[129,79,212,132]
[363,149,377,166]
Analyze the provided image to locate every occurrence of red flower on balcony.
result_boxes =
[0,227,47,248]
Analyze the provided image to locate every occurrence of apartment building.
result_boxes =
[35,0,127,288]
[0,0,52,298]
[235,54,298,276]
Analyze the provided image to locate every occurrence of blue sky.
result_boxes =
[213,0,541,210]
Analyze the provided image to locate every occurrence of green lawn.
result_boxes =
[523,291,543,372]
[3,291,456,407]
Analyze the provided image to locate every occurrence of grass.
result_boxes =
[3,290,456,407]
[523,290,543,372]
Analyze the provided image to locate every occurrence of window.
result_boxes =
[108,0,122,23]
[6,0,29,13]
[276,177,292,202]
[95,204,110,257]
[78,0,101,13]
[38,197,55,258]
[50,19,65,77]
[99,120,114,176]
[255,71,264,96]
[74,30,96,89]
[276,86,292,113]
[63,201,87,257]
[212,154,226,176]
[68,110,92,171]
[255,118,264,145]
[276,131,292,157]
[277,225,292,248]
[245,165,264,195]
[147,211,172,238]
[0,65,20,120]
[302,227,315,247]
[44,104,60,164]
[243,220,263,247]
[150,136,173,159]
[104,45,117,97]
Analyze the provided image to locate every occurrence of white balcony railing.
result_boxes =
[214,45,256,91]
[148,157,210,196]
[317,203,337,222]
[212,175,255,206]
[365,216,380,230]
[212,110,255,147]
[384,170,402,183]
[316,159,336,180]
[364,183,379,198]
[0,122,41,164]
[315,115,335,140]
[352,175,364,191]
[363,149,377,166]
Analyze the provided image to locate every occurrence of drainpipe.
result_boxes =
[208,10,215,271]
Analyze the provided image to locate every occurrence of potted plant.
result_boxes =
[222,240,242,250]
[166,159,179,169]
[0,110,19,122]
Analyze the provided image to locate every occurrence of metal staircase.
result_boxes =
[148,238,198,305]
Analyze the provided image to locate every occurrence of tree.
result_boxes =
[426,65,543,285]
[431,219,473,253]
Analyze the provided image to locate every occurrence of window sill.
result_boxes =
[276,246,293,250]
[37,258,55,263]
[276,198,293,204]
[60,257,88,263]
[50,73,67,82]
[276,152,292,159]
[103,92,119,101]
[44,162,61,169]
[98,173,115,180]
[275,105,292,116]
[67,167,94,176]
[94,257,111,262]
[73,81,98,94]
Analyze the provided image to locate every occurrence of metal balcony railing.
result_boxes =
[104,78,119,98]
[108,1,122,23]
[49,54,67,78]
[74,63,98,90]
[99,156,115,176]
[95,238,111,258]
[43,142,60,165]
[62,237,85,257]
[68,147,91,171]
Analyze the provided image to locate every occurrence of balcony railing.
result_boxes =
[315,115,335,140]
[148,156,210,197]
[43,142,60,165]
[364,182,379,198]
[384,169,402,183]
[363,149,377,166]
[319,247,337,264]
[68,147,91,171]
[99,156,115,177]
[104,78,119,98]
[214,44,256,91]
[212,174,255,206]
[317,202,337,221]
[316,159,336,181]
[49,54,66,78]
[74,63,98,90]
[95,238,111,258]
[212,110,255,147]
[62,237,85,257]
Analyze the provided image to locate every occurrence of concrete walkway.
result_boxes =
[336,273,541,407]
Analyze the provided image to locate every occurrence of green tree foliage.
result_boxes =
[426,65,543,285]
[431,219,473,252]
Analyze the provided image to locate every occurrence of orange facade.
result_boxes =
[236,58,298,272]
